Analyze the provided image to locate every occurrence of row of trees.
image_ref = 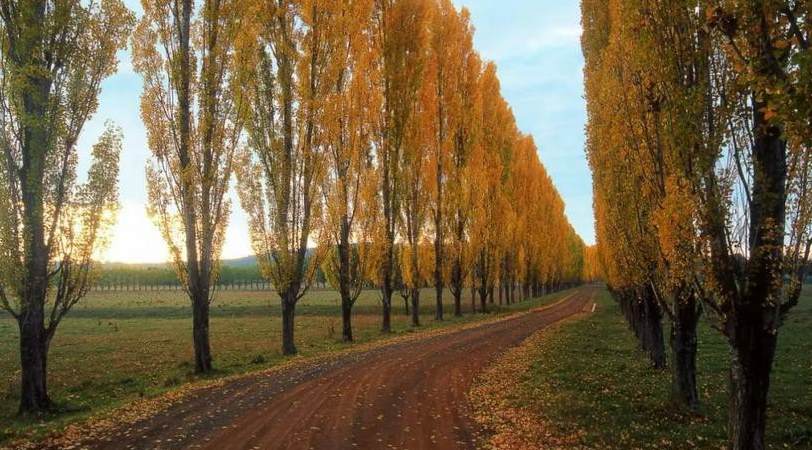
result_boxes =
[139,0,585,364]
[0,0,584,415]
[582,0,810,449]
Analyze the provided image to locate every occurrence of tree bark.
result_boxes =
[450,258,463,317]
[728,321,776,450]
[281,295,297,355]
[435,284,443,321]
[434,67,445,323]
[478,283,488,314]
[451,286,462,317]
[498,282,503,305]
[411,288,420,327]
[341,301,353,342]
[433,228,443,321]
[641,287,666,369]
[338,219,353,342]
[381,145,394,333]
[381,283,392,333]
[192,292,213,373]
[670,294,700,411]
[18,305,50,414]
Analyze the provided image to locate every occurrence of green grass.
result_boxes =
[513,287,812,449]
[0,287,571,444]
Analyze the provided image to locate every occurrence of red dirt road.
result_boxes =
[79,288,593,450]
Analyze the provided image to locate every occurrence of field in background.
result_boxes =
[0,287,571,443]
[503,288,812,448]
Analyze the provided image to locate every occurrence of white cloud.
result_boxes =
[482,25,582,61]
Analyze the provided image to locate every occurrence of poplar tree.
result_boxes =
[470,63,512,312]
[236,0,328,355]
[425,0,459,320]
[0,0,133,413]
[701,3,811,447]
[446,10,480,316]
[133,0,243,373]
[320,0,379,342]
[372,0,429,332]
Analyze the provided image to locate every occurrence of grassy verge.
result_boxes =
[473,287,812,449]
[0,287,571,445]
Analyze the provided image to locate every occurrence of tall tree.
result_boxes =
[134,0,243,373]
[320,0,379,342]
[400,50,431,326]
[236,0,327,355]
[701,3,811,447]
[425,0,457,321]
[446,10,480,316]
[372,0,429,332]
[0,0,132,413]
[469,63,513,312]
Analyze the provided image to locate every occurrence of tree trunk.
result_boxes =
[434,86,445,322]
[670,295,700,411]
[381,285,392,333]
[641,287,666,369]
[192,292,213,373]
[498,282,503,305]
[411,288,420,327]
[435,284,443,321]
[338,219,353,342]
[479,284,488,313]
[281,296,297,355]
[451,258,463,317]
[18,306,50,414]
[728,323,776,450]
[341,300,353,342]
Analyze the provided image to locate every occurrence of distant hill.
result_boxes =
[222,256,258,267]
[100,255,260,270]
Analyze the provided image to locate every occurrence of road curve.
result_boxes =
[79,287,593,450]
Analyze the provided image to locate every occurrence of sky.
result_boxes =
[82,0,593,264]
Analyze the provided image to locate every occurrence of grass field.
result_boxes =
[0,286,570,444]
[505,287,812,449]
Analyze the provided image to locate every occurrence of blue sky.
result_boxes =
[457,0,592,246]
[81,0,593,263]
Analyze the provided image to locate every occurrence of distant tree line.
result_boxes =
[91,264,330,291]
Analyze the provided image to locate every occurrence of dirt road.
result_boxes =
[79,288,593,450]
